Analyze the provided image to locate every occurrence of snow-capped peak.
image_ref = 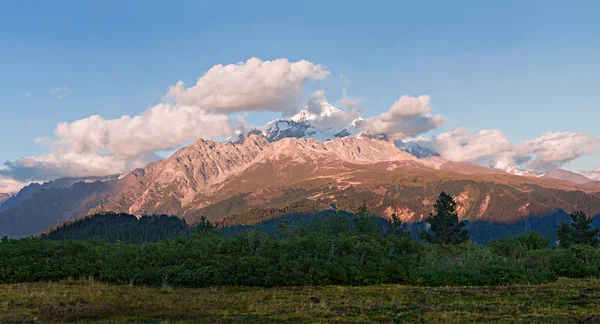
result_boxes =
[395,141,440,159]
[290,100,341,123]
[490,160,526,175]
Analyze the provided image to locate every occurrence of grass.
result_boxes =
[2,278,600,323]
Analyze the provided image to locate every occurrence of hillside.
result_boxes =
[2,134,600,238]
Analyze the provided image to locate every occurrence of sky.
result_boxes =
[0,0,599,192]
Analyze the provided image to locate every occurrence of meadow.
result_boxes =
[2,278,600,323]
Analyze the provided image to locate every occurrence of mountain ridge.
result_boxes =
[2,134,600,238]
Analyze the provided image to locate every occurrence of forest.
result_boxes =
[2,192,600,288]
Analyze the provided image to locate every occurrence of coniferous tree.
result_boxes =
[419,192,469,245]
[193,216,215,235]
[386,213,407,238]
[557,210,599,248]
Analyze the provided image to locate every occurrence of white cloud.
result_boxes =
[416,128,599,173]
[1,103,234,182]
[362,95,445,139]
[168,57,329,115]
[24,92,32,97]
[0,177,31,194]
[301,90,361,130]
[50,87,75,99]
[515,132,600,172]
[417,128,513,162]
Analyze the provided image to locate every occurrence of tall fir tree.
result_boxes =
[419,192,469,245]
[557,210,599,248]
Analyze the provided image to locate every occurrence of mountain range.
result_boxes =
[1,125,600,238]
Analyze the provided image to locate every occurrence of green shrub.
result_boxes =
[491,232,551,259]
[414,242,556,286]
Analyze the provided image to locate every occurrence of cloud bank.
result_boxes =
[416,128,599,173]
[1,104,234,183]
[168,57,329,115]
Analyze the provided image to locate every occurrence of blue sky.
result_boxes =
[0,0,599,191]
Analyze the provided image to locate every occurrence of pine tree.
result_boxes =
[193,216,215,235]
[557,210,599,248]
[386,213,407,237]
[419,192,469,245]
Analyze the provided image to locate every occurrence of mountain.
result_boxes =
[2,135,600,238]
[489,161,526,175]
[0,193,13,206]
[396,141,440,159]
[542,168,593,185]
[255,101,362,142]
[0,175,120,213]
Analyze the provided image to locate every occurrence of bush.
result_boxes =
[491,232,551,259]
[414,242,556,286]
[537,245,600,278]
[8,213,600,288]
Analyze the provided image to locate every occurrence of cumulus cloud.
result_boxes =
[168,57,329,115]
[50,87,74,99]
[416,128,513,162]
[515,132,600,172]
[415,128,599,173]
[1,103,234,183]
[362,95,445,139]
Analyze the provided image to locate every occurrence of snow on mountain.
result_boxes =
[489,160,526,175]
[289,100,341,123]
[251,100,363,143]
[395,141,440,159]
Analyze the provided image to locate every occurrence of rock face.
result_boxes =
[2,135,600,238]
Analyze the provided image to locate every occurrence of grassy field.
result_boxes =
[2,278,600,323]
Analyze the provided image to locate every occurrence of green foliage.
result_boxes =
[531,244,600,278]
[5,200,600,289]
[386,213,407,238]
[193,216,215,235]
[40,213,189,243]
[557,211,600,248]
[415,243,556,286]
[419,192,469,245]
[353,204,382,236]
[491,232,551,259]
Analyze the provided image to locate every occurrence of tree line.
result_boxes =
[1,192,599,288]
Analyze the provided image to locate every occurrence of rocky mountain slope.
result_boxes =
[2,135,600,238]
